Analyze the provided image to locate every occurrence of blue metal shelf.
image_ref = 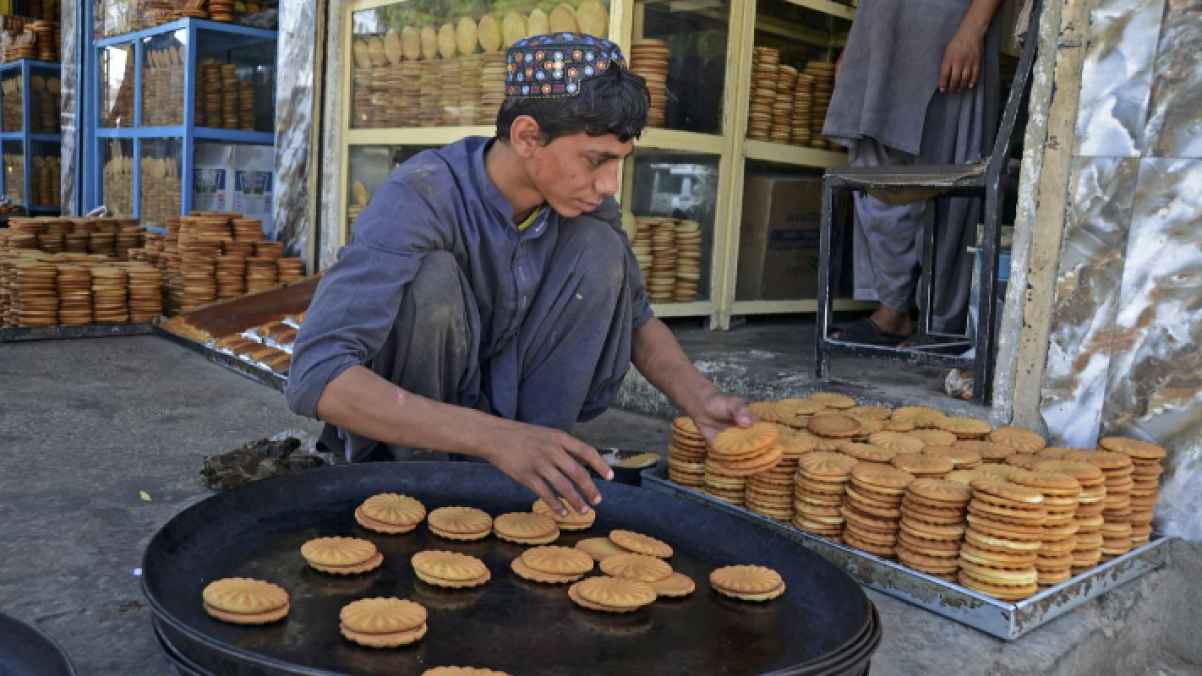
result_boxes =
[84,12,278,219]
[94,18,277,48]
[0,59,63,212]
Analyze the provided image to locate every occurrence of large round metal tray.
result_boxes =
[143,462,880,675]
[0,612,77,676]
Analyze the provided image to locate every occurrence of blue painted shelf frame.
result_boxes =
[0,59,63,214]
[83,16,277,218]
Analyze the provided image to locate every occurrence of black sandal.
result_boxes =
[830,318,910,347]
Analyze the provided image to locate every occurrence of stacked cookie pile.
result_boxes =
[477,53,508,125]
[922,444,983,471]
[770,65,797,144]
[415,550,491,588]
[126,263,163,322]
[746,47,779,141]
[671,220,702,302]
[1010,469,1082,587]
[629,39,668,127]
[419,60,440,127]
[705,422,781,506]
[458,55,483,126]
[1100,436,1165,547]
[246,256,279,294]
[803,61,835,148]
[960,479,1045,601]
[513,546,593,585]
[897,478,970,580]
[220,63,240,129]
[11,260,57,327]
[438,59,462,127]
[792,451,856,540]
[892,452,954,480]
[640,216,677,303]
[277,257,305,285]
[54,264,92,325]
[841,462,915,559]
[667,416,706,488]
[339,598,428,648]
[791,72,814,146]
[1034,459,1105,574]
[746,430,815,521]
[199,62,221,127]
[1078,449,1135,561]
[630,217,653,280]
[90,265,130,324]
[208,0,235,22]
[215,253,245,300]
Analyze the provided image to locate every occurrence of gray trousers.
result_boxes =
[848,81,988,335]
[320,222,638,462]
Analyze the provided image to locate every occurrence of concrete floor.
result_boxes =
[1,334,1199,675]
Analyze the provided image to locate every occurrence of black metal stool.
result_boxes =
[815,0,1043,405]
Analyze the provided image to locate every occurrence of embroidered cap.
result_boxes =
[505,32,627,99]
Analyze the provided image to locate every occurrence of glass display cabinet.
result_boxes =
[0,59,62,213]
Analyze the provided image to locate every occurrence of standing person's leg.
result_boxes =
[841,138,930,342]
[318,251,484,462]
[512,221,639,431]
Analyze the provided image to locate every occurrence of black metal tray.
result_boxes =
[0,612,77,676]
[0,323,154,342]
[143,462,880,675]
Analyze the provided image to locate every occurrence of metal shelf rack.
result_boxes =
[82,16,277,221]
[0,59,62,214]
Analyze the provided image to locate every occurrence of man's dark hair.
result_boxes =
[495,65,649,144]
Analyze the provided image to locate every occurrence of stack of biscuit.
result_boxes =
[769,65,796,144]
[989,426,1048,455]
[897,478,970,580]
[791,72,813,146]
[458,55,483,126]
[792,451,856,540]
[745,428,807,521]
[1010,469,1082,587]
[1068,449,1134,561]
[631,217,653,280]
[1100,436,1165,547]
[705,422,781,506]
[922,445,983,470]
[629,39,668,127]
[667,416,706,488]
[54,265,91,326]
[1034,459,1106,574]
[477,54,507,125]
[842,462,915,559]
[960,479,1045,601]
[91,265,129,324]
[747,47,778,140]
[672,220,701,302]
[438,59,462,127]
[641,216,677,303]
[803,61,834,148]
[126,263,163,322]
[956,440,1016,464]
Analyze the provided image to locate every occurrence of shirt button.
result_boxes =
[521,295,528,307]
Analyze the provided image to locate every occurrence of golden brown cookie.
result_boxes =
[575,537,629,562]
[954,440,1015,462]
[922,445,983,469]
[938,416,992,438]
[600,553,673,583]
[710,565,786,601]
[850,462,915,494]
[339,597,427,648]
[411,550,490,588]
[301,537,383,575]
[609,529,673,559]
[356,493,427,534]
[710,422,779,458]
[493,512,560,545]
[908,429,958,446]
[807,414,862,438]
[907,478,972,505]
[799,451,859,480]
[989,426,1047,453]
[970,479,1045,505]
[202,578,290,625]
[867,431,926,454]
[652,571,696,598]
[532,498,596,531]
[837,442,897,463]
[423,668,510,676]
[427,506,493,541]
[892,453,954,477]
[1098,436,1166,461]
[806,392,858,409]
[568,575,657,612]
[957,571,1037,601]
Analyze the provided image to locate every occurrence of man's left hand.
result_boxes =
[939,28,984,93]
[690,391,754,445]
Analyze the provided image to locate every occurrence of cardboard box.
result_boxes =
[736,174,823,301]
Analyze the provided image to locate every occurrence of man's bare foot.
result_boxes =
[869,306,912,337]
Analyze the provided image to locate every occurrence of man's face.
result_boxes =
[525,131,633,218]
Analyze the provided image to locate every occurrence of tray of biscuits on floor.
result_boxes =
[142,461,882,675]
[643,390,1172,640]
[155,276,318,392]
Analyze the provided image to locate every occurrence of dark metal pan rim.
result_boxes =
[0,611,78,676]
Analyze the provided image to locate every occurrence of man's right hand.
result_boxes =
[482,421,613,517]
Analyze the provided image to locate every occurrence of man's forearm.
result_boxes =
[959,0,1004,38]
[314,365,511,460]
[631,318,716,417]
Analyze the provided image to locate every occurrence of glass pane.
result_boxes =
[143,30,186,127]
[750,0,850,149]
[100,44,135,127]
[629,150,719,303]
[141,139,182,226]
[102,139,133,216]
[633,0,730,134]
[734,162,827,302]
[30,141,61,210]
[194,142,276,231]
[196,28,276,131]
[346,144,429,237]
[94,0,279,38]
[1,68,22,133]
[3,140,24,205]
[349,1,611,129]
[30,66,62,134]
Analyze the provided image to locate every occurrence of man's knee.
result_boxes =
[560,223,627,287]
[406,251,466,333]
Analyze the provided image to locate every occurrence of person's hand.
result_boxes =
[690,390,754,446]
[939,27,984,93]
[482,421,613,516]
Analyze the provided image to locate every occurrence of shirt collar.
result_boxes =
[471,136,555,239]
